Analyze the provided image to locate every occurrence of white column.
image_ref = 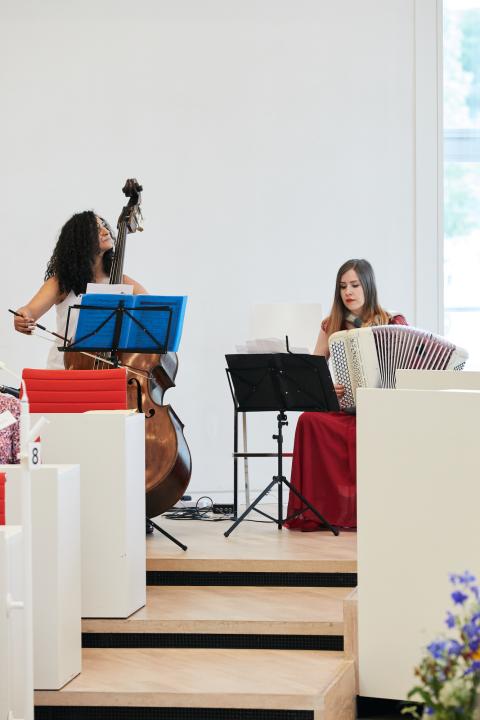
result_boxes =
[4,464,81,689]
[0,526,26,720]
[357,387,480,699]
[34,412,146,618]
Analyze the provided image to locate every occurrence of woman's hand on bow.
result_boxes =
[14,309,36,334]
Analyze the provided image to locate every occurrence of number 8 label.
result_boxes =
[29,442,41,469]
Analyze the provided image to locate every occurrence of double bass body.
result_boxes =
[122,350,192,517]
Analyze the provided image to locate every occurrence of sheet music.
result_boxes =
[86,283,134,295]
[235,337,309,354]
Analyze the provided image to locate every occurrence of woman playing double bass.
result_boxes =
[13,210,147,366]
[13,198,192,532]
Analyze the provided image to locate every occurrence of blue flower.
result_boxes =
[428,640,447,658]
[424,708,434,716]
[459,571,477,585]
[451,590,468,605]
[446,611,456,628]
[449,573,460,585]
[447,639,463,656]
[463,621,480,640]
[472,660,480,672]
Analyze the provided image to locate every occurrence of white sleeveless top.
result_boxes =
[46,291,82,369]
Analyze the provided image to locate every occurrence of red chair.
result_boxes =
[21,368,128,413]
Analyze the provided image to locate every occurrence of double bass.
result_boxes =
[66,179,192,517]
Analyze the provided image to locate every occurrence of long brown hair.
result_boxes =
[323,259,390,338]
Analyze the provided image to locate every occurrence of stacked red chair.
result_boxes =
[21,368,128,413]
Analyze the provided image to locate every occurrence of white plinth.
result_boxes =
[4,464,81,690]
[396,369,480,390]
[33,412,146,618]
[0,525,32,719]
[357,387,480,700]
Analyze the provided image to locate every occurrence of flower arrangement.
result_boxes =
[403,572,480,720]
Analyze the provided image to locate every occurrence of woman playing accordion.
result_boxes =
[286,258,407,531]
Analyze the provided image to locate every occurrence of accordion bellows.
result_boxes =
[328,325,469,408]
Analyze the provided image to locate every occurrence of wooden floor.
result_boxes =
[35,511,359,719]
[83,584,349,635]
[36,648,355,712]
[146,511,357,572]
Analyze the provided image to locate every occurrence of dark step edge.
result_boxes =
[146,571,357,587]
[35,707,314,720]
[357,695,422,718]
[82,632,344,651]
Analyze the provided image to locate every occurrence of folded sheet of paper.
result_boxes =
[85,409,137,415]
[0,410,17,430]
[235,338,309,354]
[86,283,134,295]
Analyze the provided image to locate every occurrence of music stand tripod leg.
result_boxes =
[224,478,278,538]
[282,478,339,536]
[147,517,188,551]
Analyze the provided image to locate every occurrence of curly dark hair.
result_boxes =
[44,210,114,295]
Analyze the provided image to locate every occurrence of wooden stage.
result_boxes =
[35,511,359,720]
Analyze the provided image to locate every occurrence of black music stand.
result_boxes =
[224,352,340,537]
[61,298,188,551]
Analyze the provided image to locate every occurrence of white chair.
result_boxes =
[237,303,322,506]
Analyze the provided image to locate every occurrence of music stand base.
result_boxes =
[224,475,338,537]
[224,411,339,538]
[147,517,188,551]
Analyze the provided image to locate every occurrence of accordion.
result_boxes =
[328,325,469,408]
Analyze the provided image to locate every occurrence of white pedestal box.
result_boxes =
[32,412,146,618]
[356,387,480,701]
[3,464,81,690]
[0,526,31,719]
[396,369,480,391]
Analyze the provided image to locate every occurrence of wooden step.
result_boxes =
[82,585,349,637]
[35,648,356,718]
[146,514,357,574]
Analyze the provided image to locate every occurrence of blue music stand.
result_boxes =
[62,294,187,361]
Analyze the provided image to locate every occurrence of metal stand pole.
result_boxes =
[242,412,250,507]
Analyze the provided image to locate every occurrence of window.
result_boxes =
[443,0,480,368]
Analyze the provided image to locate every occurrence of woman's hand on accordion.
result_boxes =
[334,383,345,399]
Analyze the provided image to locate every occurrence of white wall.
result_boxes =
[0,0,435,497]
